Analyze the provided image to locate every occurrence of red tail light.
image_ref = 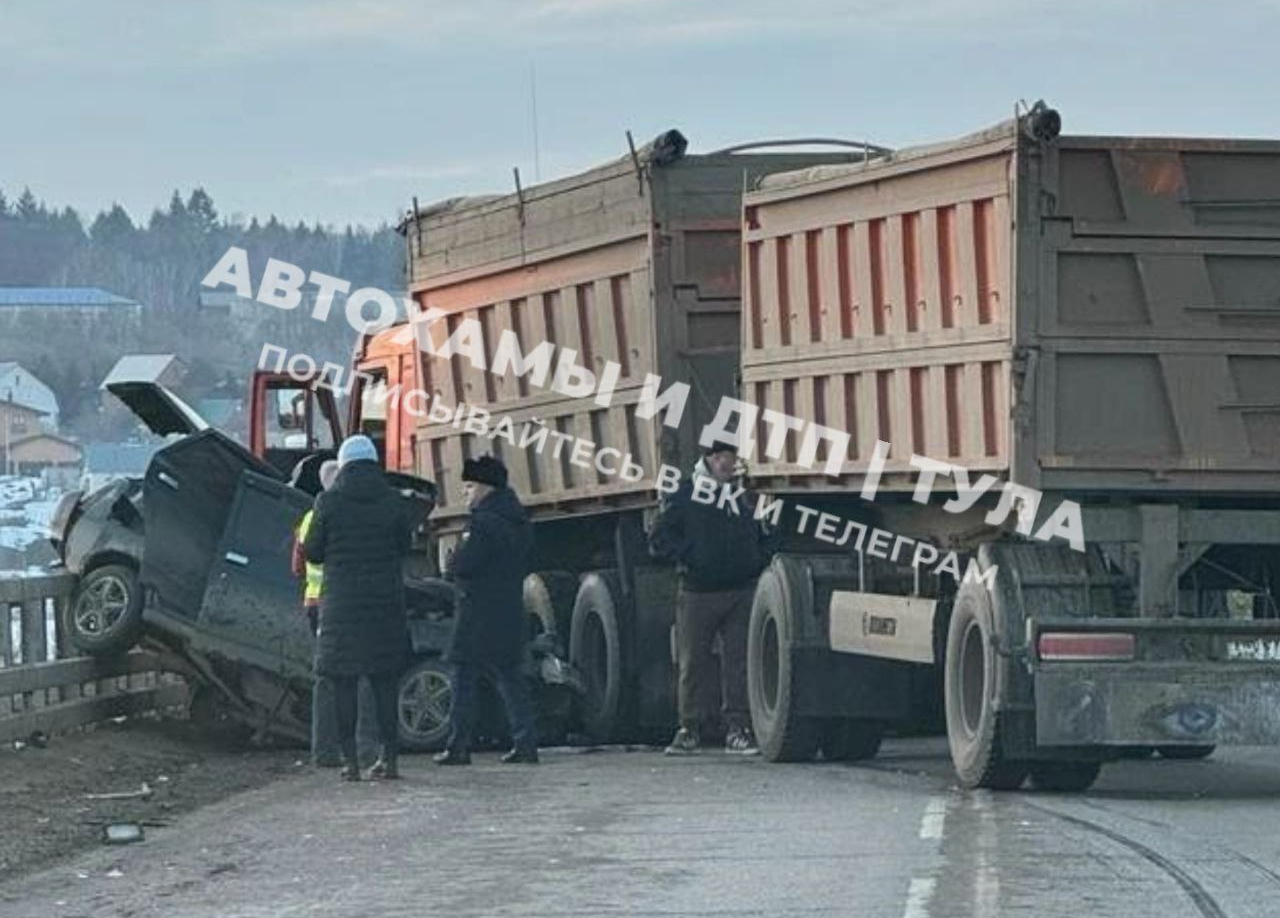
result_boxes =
[1038,632,1136,662]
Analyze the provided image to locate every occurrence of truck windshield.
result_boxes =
[358,370,389,465]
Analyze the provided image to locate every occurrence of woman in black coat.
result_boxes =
[435,455,539,765]
[303,435,410,780]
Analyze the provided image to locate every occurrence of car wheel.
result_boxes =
[397,658,454,752]
[65,563,144,656]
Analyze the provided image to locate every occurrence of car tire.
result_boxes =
[1157,744,1215,760]
[748,560,821,762]
[1028,760,1102,792]
[944,578,1027,790]
[65,563,144,657]
[569,571,627,744]
[397,658,455,752]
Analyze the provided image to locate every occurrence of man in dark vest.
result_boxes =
[303,434,410,780]
[649,440,777,755]
[435,455,539,765]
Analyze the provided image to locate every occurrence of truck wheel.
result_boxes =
[569,571,626,744]
[748,562,820,762]
[944,580,1027,789]
[1028,760,1102,792]
[1157,745,1215,760]
[821,719,883,762]
[524,571,577,649]
[397,658,454,751]
[65,563,144,656]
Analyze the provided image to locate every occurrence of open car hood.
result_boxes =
[105,380,210,436]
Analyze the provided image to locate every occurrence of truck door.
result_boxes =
[248,371,344,480]
[348,350,418,474]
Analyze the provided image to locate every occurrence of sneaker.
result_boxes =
[339,763,361,781]
[724,726,760,756]
[433,749,471,766]
[664,727,701,756]
[501,748,540,764]
[367,758,400,780]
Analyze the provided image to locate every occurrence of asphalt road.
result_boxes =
[3,739,1280,918]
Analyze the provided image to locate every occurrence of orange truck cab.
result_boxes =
[247,323,419,479]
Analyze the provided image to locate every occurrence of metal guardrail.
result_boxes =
[0,572,187,744]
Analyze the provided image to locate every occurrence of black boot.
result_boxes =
[433,748,471,766]
[501,747,539,764]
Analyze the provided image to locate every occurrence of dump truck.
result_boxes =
[285,108,1280,789]
[735,104,1280,790]
[386,131,880,741]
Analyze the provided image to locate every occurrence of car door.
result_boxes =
[141,430,276,623]
[198,471,315,677]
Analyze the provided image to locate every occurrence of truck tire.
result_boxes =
[748,561,820,762]
[1157,744,1215,760]
[944,578,1027,790]
[397,658,454,752]
[569,571,627,744]
[1028,760,1102,792]
[65,563,145,657]
[523,571,578,649]
[821,719,883,762]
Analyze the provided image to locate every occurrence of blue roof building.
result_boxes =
[0,287,140,309]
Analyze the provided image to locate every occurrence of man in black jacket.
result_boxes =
[303,434,410,781]
[649,440,776,755]
[435,455,539,765]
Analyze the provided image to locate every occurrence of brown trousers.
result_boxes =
[675,585,754,731]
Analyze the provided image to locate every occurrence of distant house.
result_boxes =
[7,432,82,488]
[81,441,160,493]
[0,362,59,429]
[0,287,142,320]
[1,399,48,474]
[197,290,258,321]
[8,432,81,471]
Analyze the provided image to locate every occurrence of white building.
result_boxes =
[0,362,59,430]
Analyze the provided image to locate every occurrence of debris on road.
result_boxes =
[103,823,145,845]
[84,781,152,801]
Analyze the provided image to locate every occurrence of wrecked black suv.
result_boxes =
[51,375,581,750]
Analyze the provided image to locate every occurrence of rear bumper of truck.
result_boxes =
[1031,617,1280,746]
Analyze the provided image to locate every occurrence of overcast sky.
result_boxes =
[2,0,1276,228]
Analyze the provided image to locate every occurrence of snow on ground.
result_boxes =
[0,566,60,580]
[0,476,63,556]
[0,476,40,509]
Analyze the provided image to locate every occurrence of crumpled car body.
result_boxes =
[54,379,583,750]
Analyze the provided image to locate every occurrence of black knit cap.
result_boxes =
[462,455,508,489]
[703,439,739,457]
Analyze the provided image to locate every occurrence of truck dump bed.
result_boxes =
[741,116,1280,496]
[403,133,871,520]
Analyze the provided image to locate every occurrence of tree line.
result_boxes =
[0,186,405,307]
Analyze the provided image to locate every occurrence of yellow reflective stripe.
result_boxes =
[298,509,323,601]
